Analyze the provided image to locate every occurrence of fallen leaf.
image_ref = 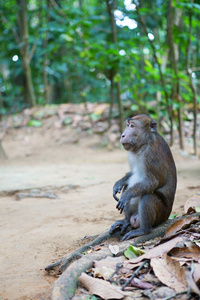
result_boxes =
[184,196,200,213]
[27,119,43,127]
[78,272,126,300]
[124,245,146,260]
[87,249,93,254]
[144,286,176,300]
[185,270,200,296]
[94,246,102,251]
[169,214,178,219]
[142,272,161,284]
[193,263,200,285]
[117,266,133,276]
[92,266,115,280]
[164,215,199,237]
[151,253,187,292]
[169,256,196,263]
[130,277,154,289]
[109,244,119,256]
[124,236,184,268]
[169,244,200,260]
[94,256,124,270]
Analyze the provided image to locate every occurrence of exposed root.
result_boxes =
[47,213,200,299]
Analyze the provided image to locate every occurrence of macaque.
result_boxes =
[109,114,177,241]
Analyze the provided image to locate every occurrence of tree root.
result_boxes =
[48,213,200,300]
[45,229,121,274]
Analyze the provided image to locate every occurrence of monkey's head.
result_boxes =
[120,114,157,152]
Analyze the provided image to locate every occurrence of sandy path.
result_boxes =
[0,135,200,299]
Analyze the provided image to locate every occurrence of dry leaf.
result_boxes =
[94,246,102,251]
[164,215,199,237]
[193,263,200,285]
[87,249,93,254]
[144,286,176,300]
[109,244,119,255]
[117,266,133,276]
[124,236,184,268]
[92,266,115,280]
[185,270,200,296]
[184,196,200,213]
[130,277,154,289]
[94,256,124,270]
[78,272,126,300]
[169,244,200,260]
[142,272,161,284]
[151,253,187,292]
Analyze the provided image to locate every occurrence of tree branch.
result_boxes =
[0,12,24,56]
[186,1,198,155]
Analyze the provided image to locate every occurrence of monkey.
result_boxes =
[109,114,177,241]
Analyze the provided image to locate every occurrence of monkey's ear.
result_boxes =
[150,120,157,132]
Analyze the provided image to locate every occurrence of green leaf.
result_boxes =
[144,59,153,69]
[195,207,200,213]
[61,34,74,42]
[131,104,139,111]
[64,117,72,125]
[114,73,121,83]
[90,113,100,122]
[169,214,178,219]
[27,120,43,127]
[124,245,146,260]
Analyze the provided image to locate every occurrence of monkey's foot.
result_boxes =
[109,220,130,235]
[121,228,151,241]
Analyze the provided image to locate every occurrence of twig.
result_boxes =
[121,259,149,290]
[163,290,187,300]
[108,262,123,282]
[49,213,200,299]
[49,0,65,16]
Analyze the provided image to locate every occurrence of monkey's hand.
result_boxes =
[116,191,130,214]
[113,173,132,201]
[113,182,124,201]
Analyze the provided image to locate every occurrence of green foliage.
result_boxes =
[27,119,43,127]
[0,0,199,125]
[124,245,146,259]
[169,214,178,219]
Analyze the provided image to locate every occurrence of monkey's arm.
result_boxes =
[116,177,159,213]
[113,172,132,201]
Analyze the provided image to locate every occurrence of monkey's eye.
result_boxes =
[130,123,135,128]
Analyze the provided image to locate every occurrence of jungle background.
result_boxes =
[0,0,200,299]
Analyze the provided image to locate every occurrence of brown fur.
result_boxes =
[110,114,177,240]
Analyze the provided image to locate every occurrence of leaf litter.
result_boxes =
[75,206,200,300]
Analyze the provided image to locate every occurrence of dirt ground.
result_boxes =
[0,126,200,300]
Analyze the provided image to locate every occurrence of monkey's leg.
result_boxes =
[122,194,168,241]
[109,219,130,235]
[109,196,139,235]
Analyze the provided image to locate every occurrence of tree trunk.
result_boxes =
[134,1,173,145]
[22,58,36,106]
[167,0,184,149]
[106,0,123,133]
[17,0,36,107]
[108,71,115,128]
[186,3,198,156]
[43,0,51,104]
